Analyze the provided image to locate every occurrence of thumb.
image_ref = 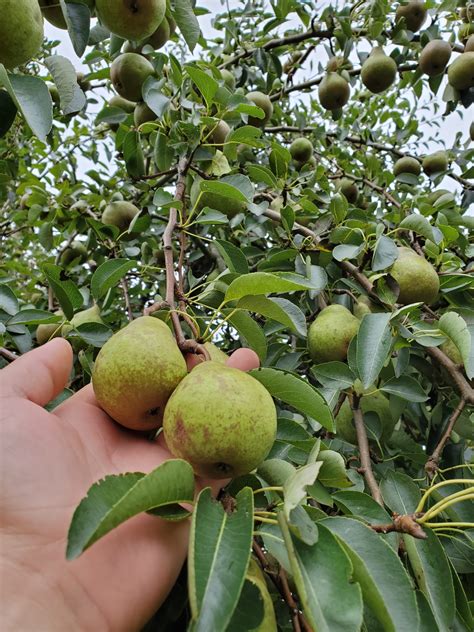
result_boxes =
[0,338,73,406]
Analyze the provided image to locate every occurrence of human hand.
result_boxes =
[0,338,259,632]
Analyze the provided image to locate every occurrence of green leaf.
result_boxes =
[399,214,438,244]
[7,310,62,326]
[249,368,334,431]
[438,312,473,379]
[200,179,248,202]
[283,462,322,519]
[67,322,112,347]
[0,89,17,137]
[356,313,392,389]
[0,285,18,315]
[333,243,364,262]
[323,517,420,632]
[279,516,363,632]
[44,55,86,114]
[91,259,134,300]
[42,264,84,320]
[67,460,195,559]
[226,579,265,632]
[0,69,52,142]
[154,131,174,171]
[312,362,356,389]
[380,470,421,514]
[332,490,394,526]
[317,450,353,488]
[186,66,218,108]
[123,131,146,178]
[379,376,428,402]
[189,487,254,632]
[214,239,248,274]
[225,272,319,302]
[237,295,307,337]
[224,310,267,361]
[372,235,399,272]
[403,528,455,631]
[416,590,440,632]
[60,0,91,57]
[171,0,201,51]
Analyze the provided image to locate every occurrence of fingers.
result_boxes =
[226,348,260,371]
[0,338,73,407]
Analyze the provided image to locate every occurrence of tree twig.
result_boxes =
[0,347,18,362]
[121,278,133,321]
[425,347,474,405]
[425,398,467,478]
[370,513,427,539]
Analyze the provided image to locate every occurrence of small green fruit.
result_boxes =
[336,387,394,444]
[0,0,44,70]
[163,361,277,478]
[395,1,427,32]
[422,150,449,175]
[337,178,359,203]
[419,40,452,76]
[36,311,64,345]
[289,137,313,163]
[92,316,188,430]
[393,156,421,176]
[102,201,140,231]
[308,305,360,364]
[96,0,166,40]
[108,95,136,113]
[353,295,383,319]
[465,35,474,52]
[221,69,236,90]
[61,305,103,338]
[361,47,397,94]
[318,73,351,110]
[134,102,157,127]
[389,247,439,305]
[246,91,273,127]
[110,53,155,102]
[60,241,87,266]
[208,120,231,147]
[447,52,474,90]
[77,72,91,92]
[147,16,171,49]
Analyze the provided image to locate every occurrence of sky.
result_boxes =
[44,0,472,198]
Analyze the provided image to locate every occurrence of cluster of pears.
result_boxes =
[393,150,450,178]
[92,316,277,479]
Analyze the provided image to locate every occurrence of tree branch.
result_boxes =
[0,347,18,362]
[370,513,427,539]
[425,398,467,478]
[121,278,133,322]
[425,347,474,405]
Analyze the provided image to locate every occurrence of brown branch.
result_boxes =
[349,392,384,506]
[0,347,18,362]
[133,167,177,182]
[425,347,474,405]
[332,391,346,419]
[370,513,427,539]
[425,398,467,478]
[121,278,133,321]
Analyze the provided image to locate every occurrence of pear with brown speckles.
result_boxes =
[92,316,187,430]
[163,361,277,479]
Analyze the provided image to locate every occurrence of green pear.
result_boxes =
[146,16,173,49]
[289,138,313,163]
[76,72,91,92]
[96,0,166,40]
[458,23,474,44]
[419,40,452,76]
[163,361,277,478]
[422,150,449,175]
[361,47,397,93]
[48,83,60,105]
[395,1,427,32]
[108,95,136,113]
[221,69,236,90]
[465,35,474,52]
[101,201,140,231]
[447,52,474,90]
[308,305,360,364]
[318,73,351,110]
[353,295,383,319]
[207,120,231,147]
[440,339,462,365]
[93,316,188,431]
[60,241,87,266]
[337,178,359,203]
[393,156,421,176]
[336,386,394,444]
[36,311,64,345]
[0,0,44,70]
[134,102,157,127]
[61,305,103,338]
[246,91,273,127]
[190,176,246,218]
[110,53,155,102]
[389,247,439,305]
[246,559,278,632]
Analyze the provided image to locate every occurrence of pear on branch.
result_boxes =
[395,1,427,32]
[318,73,351,110]
[308,305,360,363]
[419,40,452,76]
[96,0,166,40]
[101,201,140,231]
[0,0,44,70]
[389,247,439,305]
[110,53,155,102]
[361,47,397,94]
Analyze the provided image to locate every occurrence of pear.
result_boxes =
[289,138,313,163]
[422,150,449,175]
[447,52,474,90]
[134,102,157,127]
[353,295,383,319]
[48,84,60,105]
[395,1,427,32]
[440,338,462,365]
[36,311,64,345]
[186,341,228,370]
[336,385,394,444]
[108,95,136,113]
[221,69,236,91]
[77,72,91,92]
[465,35,474,52]
[470,121,474,141]
[163,361,277,478]
[308,305,360,364]
[93,316,188,431]
[419,40,452,76]
[146,16,171,49]
[389,247,439,305]
[246,559,278,631]
[337,178,359,203]
[61,305,103,338]
[246,91,274,127]
[458,23,474,44]
[60,241,87,266]
[208,120,231,147]
[190,176,246,218]
[39,0,94,29]
[361,47,397,93]
[0,0,44,70]
[110,53,155,102]
[318,73,351,110]
[393,156,421,176]
[96,0,166,40]
[102,201,140,231]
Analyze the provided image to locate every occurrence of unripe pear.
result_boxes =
[318,73,351,110]
[208,120,231,147]
[447,52,474,90]
[61,305,103,338]
[221,69,236,90]
[393,157,421,176]
[389,247,439,305]
[246,91,273,127]
[101,201,140,231]
[395,1,427,32]
[0,0,44,70]
[96,0,166,40]
[289,137,313,163]
[134,102,157,127]
[93,316,188,430]
[419,40,452,76]
[422,150,449,175]
[465,35,474,52]
[336,385,394,444]
[353,295,383,319]
[147,16,171,49]
[77,72,91,92]
[36,311,64,345]
[163,361,277,478]
[185,342,228,371]
[337,178,359,203]
[308,305,360,364]
[60,241,87,266]
[108,95,136,113]
[110,53,155,102]
[361,47,397,94]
